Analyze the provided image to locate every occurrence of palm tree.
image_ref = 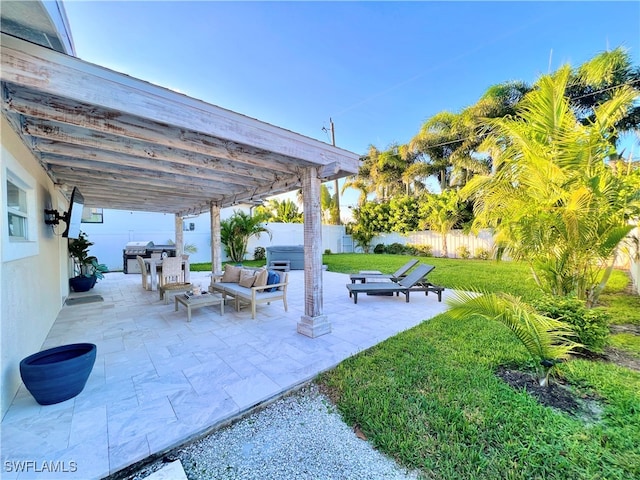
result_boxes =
[257,199,303,223]
[418,190,464,258]
[341,176,372,206]
[445,291,580,387]
[566,47,640,146]
[319,184,338,224]
[400,156,432,196]
[454,81,531,178]
[409,112,462,191]
[220,210,272,263]
[349,144,418,203]
[410,82,531,189]
[464,64,640,306]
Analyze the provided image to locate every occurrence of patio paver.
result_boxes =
[1,270,452,479]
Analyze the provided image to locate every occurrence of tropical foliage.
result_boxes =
[343,143,428,205]
[220,210,271,263]
[445,290,581,386]
[256,199,303,223]
[320,184,341,224]
[418,189,465,257]
[463,64,640,306]
[533,295,611,354]
[342,47,638,202]
[347,202,390,253]
[566,47,640,140]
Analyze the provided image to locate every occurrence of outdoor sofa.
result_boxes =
[209,265,288,319]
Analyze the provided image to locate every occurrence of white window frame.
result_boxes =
[7,176,28,240]
[2,147,39,261]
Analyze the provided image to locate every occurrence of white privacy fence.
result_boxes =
[371,228,639,295]
[370,230,495,258]
[631,261,640,295]
[624,227,640,295]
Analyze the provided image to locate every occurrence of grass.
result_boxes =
[324,254,540,299]
[323,253,636,311]
[610,333,640,357]
[598,293,640,325]
[314,254,640,480]
[191,260,265,271]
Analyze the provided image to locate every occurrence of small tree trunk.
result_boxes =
[587,256,616,307]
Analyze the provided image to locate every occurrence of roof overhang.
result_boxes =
[1,33,360,215]
[0,1,75,55]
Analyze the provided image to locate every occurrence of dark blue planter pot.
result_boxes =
[69,276,93,292]
[19,343,97,405]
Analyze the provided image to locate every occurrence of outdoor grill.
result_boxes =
[122,241,177,273]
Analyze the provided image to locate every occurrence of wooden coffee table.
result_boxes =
[175,292,224,322]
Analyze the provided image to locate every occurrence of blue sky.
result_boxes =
[63,1,640,209]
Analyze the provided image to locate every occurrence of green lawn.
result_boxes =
[194,254,639,478]
[193,255,638,324]
[314,254,640,480]
[610,333,640,357]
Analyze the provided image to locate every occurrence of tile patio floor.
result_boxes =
[1,269,452,479]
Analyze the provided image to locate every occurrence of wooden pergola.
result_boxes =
[1,33,360,337]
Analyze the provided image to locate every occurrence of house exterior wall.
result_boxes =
[1,115,69,418]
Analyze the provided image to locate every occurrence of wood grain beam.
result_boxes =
[6,87,312,174]
[22,117,288,181]
[49,166,229,195]
[35,141,266,188]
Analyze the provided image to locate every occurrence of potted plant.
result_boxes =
[68,232,107,291]
[86,256,109,287]
[220,210,271,263]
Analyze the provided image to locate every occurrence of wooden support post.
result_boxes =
[297,166,331,338]
[174,215,184,256]
[210,204,222,278]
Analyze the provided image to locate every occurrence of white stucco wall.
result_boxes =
[1,116,69,418]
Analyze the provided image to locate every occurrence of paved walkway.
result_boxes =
[1,269,451,479]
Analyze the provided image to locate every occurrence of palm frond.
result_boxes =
[445,290,581,366]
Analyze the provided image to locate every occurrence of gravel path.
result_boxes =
[129,385,419,480]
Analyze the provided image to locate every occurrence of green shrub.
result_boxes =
[403,244,417,255]
[406,243,433,257]
[386,242,406,255]
[373,243,386,254]
[475,247,491,260]
[253,246,266,260]
[456,245,471,259]
[324,249,332,255]
[534,295,610,354]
